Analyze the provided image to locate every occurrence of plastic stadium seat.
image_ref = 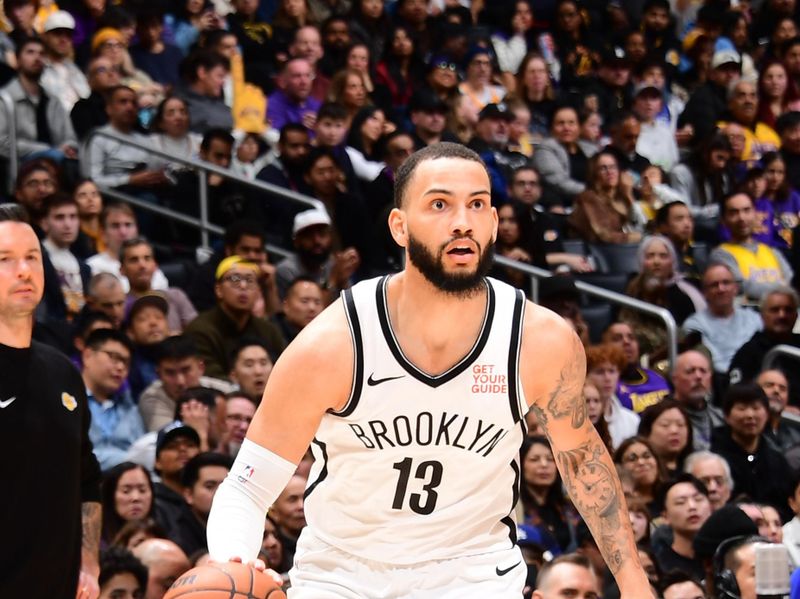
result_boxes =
[575,272,630,296]
[561,239,587,256]
[581,303,613,343]
[589,243,640,276]
[160,261,195,290]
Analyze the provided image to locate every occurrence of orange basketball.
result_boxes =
[163,561,286,599]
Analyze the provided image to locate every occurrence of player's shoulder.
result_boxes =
[519,300,583,363]
[521,299,575,337]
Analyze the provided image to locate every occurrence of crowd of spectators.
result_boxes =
[7,0,800,596]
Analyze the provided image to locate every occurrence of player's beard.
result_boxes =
[406,233,494,298]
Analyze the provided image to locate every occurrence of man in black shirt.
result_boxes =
[0,203,102,598]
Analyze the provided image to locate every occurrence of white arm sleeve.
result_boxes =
[206,438,298,562]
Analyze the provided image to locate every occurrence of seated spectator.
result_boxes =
[712,383,793,519]
[653,474,712,582]
[73,180,104,260]
[672,350,723,451]
[40,11,90,113]
[139,335,233,432]
[507,53,556,141]
[171,452,233,557]
[40,193,91,321]
[311,102,361,194]
[101,462,154,544]
[83,86,170,191]
[272,277,324,343]
[326,68,369,128]
[757,151,800,251]
[491,203,537,289]
[124,294,171,400]
[152,421,201,534]
[129,8,183,88]
[757,368,800,451]
[149,96,202,166]
[120,238,197,333]
[711,193,793,301]
[778,112,800,191]
[717,79,780,163]
[275,208,360,302]
[267,58,321,133]
[659,570,707,599]
[231,132,270,180]
[654,202,704,288]
[13,159,57,232]
[530,553,600,599]
[131,539,190,599]
[613,436,668,512]
[620,235,707,354]
[603,111,651,179]
[86,202,170,293]
[713,535,776,599]
[268,474,307,566]
[568,151,645,244]
[71,55,121,141]
[318,16,352,78]
[633,82,679,171]
[636,165,686,225]
[221,391,257,456]
[603,322,670,413]
[288,25,331,102]
[228,338,273,403]
[82,328,144,471]
[684,450,733,511]
[0,37,78,163]
[507,100,534,158]
[407,88,459,150]
[683,263,763,375]
[98,546,148,598]
[457,46,506,116]
[375,24,426,112]
[84,273,127,328]
[584,381,614,452]
[585,343,640,449]
[345,105,393,180]
[178,50,233,134]
[531,105,597,210]
[638,399,694,474]
[184,256,286,379]
[260,515,286,574]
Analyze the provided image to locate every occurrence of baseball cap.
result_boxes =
[478,103,514,122]
[711,49,741,70]
[125,293,168,325]
[43,10,76,32]
[292,208,332,236]
[600,46,631,66]
[156,420,201,456]
[633,82,662,97]
[409,88,448,113]
[215,255,260,281]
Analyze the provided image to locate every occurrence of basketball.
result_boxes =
[163,561,286,598]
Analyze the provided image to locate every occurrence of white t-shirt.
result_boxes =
[86,252,169,293]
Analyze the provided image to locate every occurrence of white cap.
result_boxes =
[293,208,332,236]
[711,49,741,70]
[43,10,76,32]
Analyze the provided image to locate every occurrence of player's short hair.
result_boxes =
[181,451,233,488]
[535,553,595,591]
[393,142,488,208]
[99,546,148,591]
[0,202,29,223]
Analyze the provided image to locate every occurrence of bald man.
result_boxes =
[532,553,600,599]
[132,539,189,599]
[671,350,724,450]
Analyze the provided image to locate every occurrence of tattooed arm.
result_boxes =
[520,305,652,598]
[77,502,101,599]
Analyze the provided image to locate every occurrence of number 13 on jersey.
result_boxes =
[392,458,444,515]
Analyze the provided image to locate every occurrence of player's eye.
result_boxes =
[472,199,485,209]
[432,200,445,210]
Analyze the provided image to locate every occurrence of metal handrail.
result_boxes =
[494,254,679,369]
[0,90,18,195]
[83,127,324,249]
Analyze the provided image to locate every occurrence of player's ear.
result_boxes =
[490,205,498,244]
[388,207,407,248]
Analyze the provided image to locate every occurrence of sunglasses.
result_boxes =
[434,61,457,71]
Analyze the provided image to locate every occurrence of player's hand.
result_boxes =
[225,557,283,585]
[75,570,99,599]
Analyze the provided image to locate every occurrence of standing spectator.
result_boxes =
[710,193,793,301]
[267,58,321,132]
[0,203,102,598]
[184,256,286,378]
[671,350,723,452]
[758,368,800,451]
[684,450,733,511]
[82,328,144,471]
[40,10,90,113]
[272,276,324,342]
[179,50,234,134]
[0,37,78,163]
[228,338,274,403]
[71,56,122,141]
[682,263,763,375]
[120,238,196,333]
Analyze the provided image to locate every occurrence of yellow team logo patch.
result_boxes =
[62,392,77,412]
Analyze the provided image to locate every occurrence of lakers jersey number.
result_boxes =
[302,276,528,565]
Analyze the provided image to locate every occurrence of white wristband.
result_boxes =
[207,438,298,562]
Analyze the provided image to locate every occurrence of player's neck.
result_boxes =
[395,269,488,317]
[0,315,34,348]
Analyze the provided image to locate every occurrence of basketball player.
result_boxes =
[0,204,102,599]
[207,143,651,597]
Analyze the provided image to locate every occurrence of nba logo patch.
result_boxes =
[62,392,77,411]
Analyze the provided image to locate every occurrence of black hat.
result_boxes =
[125,293,168,326]
[692,505,759,560]
[478,102,514,122]
[600,46,631,66]
[409,88,448,113]
[155,420,200,456]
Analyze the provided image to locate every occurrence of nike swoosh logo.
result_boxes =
[496,561,521,576]
[0,396,16,408]
[367,374,405,386]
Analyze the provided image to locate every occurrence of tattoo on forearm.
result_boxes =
[544,336,587,429]
[81,502,101,559]
[556,439,629,574]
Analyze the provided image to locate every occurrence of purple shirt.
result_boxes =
[719,191,800,249]
[266,89,321,132]
[616,368,670,413]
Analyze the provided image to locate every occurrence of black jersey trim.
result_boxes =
[506,289,525,424]
[501,457,522,546]
[329,288,364,418]
[303,438,329,499]
[375,275,496,388]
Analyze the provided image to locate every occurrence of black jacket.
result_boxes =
[729,331,800,406]
[678,81,728,146]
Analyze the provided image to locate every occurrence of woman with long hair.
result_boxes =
[584,380,613,452]
[568,151,645,244]
[272,0,317,55]
[637,399,694,475]
[760,151,800,250]
[551,0,601,86]
[759,62,791,130]
[519,435,578,552]
[613,436,668,511]
[73,179,104,259]
[345,105,393,181]
[348,0,392,61]
[375,24,426,112]
[327,68,370,127]
[508,53,556,139]
[101,463,155,546]
[670,132,735,222]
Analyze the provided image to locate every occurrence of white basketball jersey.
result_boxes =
[302,275,528,565]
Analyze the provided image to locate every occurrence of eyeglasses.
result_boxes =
[623,451,654,463]
[98,349,130,368]
[23,178,55,189]
[222,273,258,287]
[597,164,618,172]
[435,61,457,71]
